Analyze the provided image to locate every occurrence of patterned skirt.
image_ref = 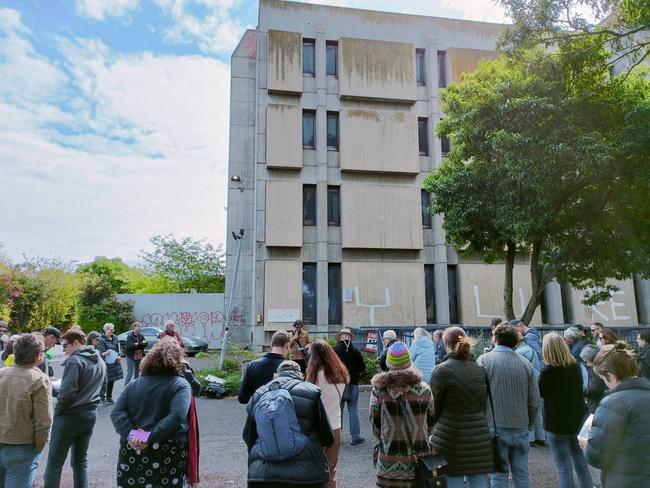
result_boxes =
[117,439,188,488]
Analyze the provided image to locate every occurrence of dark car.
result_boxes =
[117,326,209,357]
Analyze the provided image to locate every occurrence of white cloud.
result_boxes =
[75,0,140,20]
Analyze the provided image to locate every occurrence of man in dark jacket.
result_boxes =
[124,321,147,385]
[333,328,366,445]
[43,329,106,488]
[238,330,290,404]
[243,360,334,487]
[378,330,397,372]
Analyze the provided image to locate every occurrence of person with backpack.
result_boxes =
[243,360,334,488]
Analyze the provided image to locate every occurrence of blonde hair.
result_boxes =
[413,327,430,341]
[542,332,576,367]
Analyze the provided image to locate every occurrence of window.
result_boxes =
[328,264,342,324]
[303,39,315,75]
[327,112,339,150]
[437,51,447,88]
[303,184,317,226]
[418,118,429,155]
[447,265,459,324]
[440,136,450,156]
[416,49,425,85]
[425,265,435,324]
[421,190,432,228]
[303,263,317,324]
[327,186,340,226]
[326,41,338,77]
[303,110,315,148]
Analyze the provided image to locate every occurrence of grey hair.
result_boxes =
[382,329,396,340]
[86,331,101,344]
[103,323,115,332]
[413,327,430,341]
[564,327,579,341]
[14,333,43,366]
[580,344,600,364]
[165,320,175,327]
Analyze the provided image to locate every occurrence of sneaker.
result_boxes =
[107,399,115,405]
[529,441,536,447]
[351,437,365,445]
[534,440,547,447]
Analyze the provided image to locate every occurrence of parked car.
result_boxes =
[117,326,209,357]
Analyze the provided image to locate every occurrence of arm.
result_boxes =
[538,368,550,398]
[354,349,366,375]
[125,333,136,355]
[369,387,382,440]
[237,363,255,404]
[110,383,134,438]
[55,361,81,416]
[379,350,388,372]
[527,366,541,429]
[586,400,627,470]
[429,369,446,423]
[33,377,53,451]
[149,381,191,443]
[242,399,258,451]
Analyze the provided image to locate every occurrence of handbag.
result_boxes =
[485,374,509,473]
[397,399,447,488]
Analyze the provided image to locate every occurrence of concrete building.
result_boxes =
[225,0,649,350]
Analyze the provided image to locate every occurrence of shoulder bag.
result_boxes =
[485,374,509,473]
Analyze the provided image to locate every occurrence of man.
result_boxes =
[243,360,334,488]
[511,319,542,364]
[432,329,446,363]
[514,331,545,447]
[289,320,310,373]
[159,320,184,347]
[590,322,604,346]
[564,326,586,361]
[43,329,106,488]
[477,324,540,488]
[0,333,52,488]
[41,326,61,378]
[378,329,397,372]
[124,321,147,384]
[238,330,290,404]
[333,328,366,445]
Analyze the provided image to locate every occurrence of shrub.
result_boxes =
[194,367,241,397]
[221,357,241,374]
[359,352,379,384]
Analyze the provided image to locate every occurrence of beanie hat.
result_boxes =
[386,342,411,370]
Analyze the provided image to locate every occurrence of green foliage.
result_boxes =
[221,357,242,374]
[359,353,379,384]
[139,235,225,293]
[194,367,241,397]
[77,274,134,334]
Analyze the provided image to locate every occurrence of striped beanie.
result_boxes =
[386,342,411,370]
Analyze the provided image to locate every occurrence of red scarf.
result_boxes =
[187,395,200,487]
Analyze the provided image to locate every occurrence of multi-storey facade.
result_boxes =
[226,0,650,350]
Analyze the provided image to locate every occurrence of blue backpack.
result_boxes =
[254,379,309,461]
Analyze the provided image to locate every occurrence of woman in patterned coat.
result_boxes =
[370,342,435,488]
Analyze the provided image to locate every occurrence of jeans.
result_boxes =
[529,405,546,442]
[0,443,40,488]
[448,474,488,488]
[340,384,362,442]
[546,432,593,488]
[101,381,114,402]
[43,410,97,488]
[490,427,530,488]
[125,357,140,384]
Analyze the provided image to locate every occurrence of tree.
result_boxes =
[139,235,225,293]
[77,274,134,334]
[424,44,650,323]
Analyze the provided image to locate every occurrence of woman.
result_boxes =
[585,342,650,487]
[306,339,349,488]
[598,328,618,346]
[429,327,493,488]
[1,334,21,367]
[370,342,435,488]
[86,331,101,348]
[579,345,607,414]
[636,330,650,379]
[97,323,123,405]
[124,321,147,385]
[410,327,436,383]
[539,333,592,488]
[110,337,199,488]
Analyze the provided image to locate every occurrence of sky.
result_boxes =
[0,0,507,264]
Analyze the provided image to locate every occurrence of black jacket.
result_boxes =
[56,346,107,416]
[125,332,147,359]
[333,341,365,384]
[586,378,650,488]
[539,363,588,435]
[429,355,494,476]
[638,346,650,380]
[585,365,607,414]
[379,339,397,372]
[238,353,286,404]
[243,370,334,486]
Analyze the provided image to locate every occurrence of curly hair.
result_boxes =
[139,337,184,376]
[305,339,349,385]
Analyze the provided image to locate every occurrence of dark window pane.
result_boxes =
[303,40,315,75]
[303,263,317,324]
[326,42,338,76]
[328,264,342,324]
[303,185,316,226]
[328,186,340,226]
[425,265,435,324]
[418,118,428,155]
[421,190,432,228]
[416,49,425,85]
[447,265,459,324]
[327,112,339,149]
[303,111,315,148]
[437,51,447,88]
[441,136,450,155]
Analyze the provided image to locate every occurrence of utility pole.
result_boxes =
[219,229,244,370]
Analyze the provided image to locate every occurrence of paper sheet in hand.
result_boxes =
[577,413,594,443]
[128,429,151,443]
[105,349,119,364]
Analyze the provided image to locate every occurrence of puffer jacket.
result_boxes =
[243,370,334,486]
[429,355,494,476]
[410,336,436,383]
[586,377,650,488]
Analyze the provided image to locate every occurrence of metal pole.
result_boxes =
[219,229,244,370]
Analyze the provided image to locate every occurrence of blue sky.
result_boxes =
[0,0,506,264]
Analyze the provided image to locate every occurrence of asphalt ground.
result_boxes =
[32,355,598,487]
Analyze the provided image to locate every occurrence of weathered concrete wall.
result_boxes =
[341,262,426,326]
[341,183,423,249]
[265,180,302,246]
[266,104,302,168]
[340,104,419,173]
[339,38,417,103]
[448,47,499,84]
[267,29,302,94]
[566,279,639,326]
[264,260,302,330]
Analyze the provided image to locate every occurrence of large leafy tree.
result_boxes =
[424,43,650,323]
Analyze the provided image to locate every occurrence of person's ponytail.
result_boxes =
[456,336,472,359]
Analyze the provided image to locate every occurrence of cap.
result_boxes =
[42,326,61,343]
[386,342,411,370]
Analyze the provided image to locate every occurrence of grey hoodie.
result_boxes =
[55,346,107,416]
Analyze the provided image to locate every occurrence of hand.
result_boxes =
[128,436,148,450]
[116,357,122,364]
[578,436,588,449]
